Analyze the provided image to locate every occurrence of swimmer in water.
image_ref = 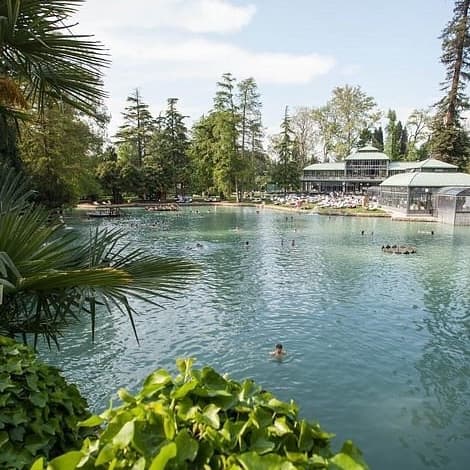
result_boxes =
[270,343,286,357]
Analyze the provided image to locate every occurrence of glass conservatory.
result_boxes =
[379,172,470,216]
[435,187,470,225]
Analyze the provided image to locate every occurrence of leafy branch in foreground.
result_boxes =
[0,165,199,345]
[0,0,109,118]
[0,336,92,470]
[32,358,369,470]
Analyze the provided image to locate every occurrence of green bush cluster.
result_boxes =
[33,358,368,470]
[0,336,91,470]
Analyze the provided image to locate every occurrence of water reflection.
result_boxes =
[411,253,470,469]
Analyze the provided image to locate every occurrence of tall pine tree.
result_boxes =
[115,89,155,167]
[188,114,217,194]
[212,73,240,199]
[272,107,299,195]
[430,0,470,169]
[237,77,263,193]
[150,98,189,196]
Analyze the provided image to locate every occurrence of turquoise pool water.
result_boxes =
[41,207,470,469]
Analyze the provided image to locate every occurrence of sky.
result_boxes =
[74,0,455,138]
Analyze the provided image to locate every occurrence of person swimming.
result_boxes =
[270,343,286,357]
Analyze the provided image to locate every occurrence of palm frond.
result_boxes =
[0,166,200,344]
[0,0,109,117]
[0,164,36,213]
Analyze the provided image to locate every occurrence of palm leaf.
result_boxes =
[0,0,109,117]
[0,166,200,344]
[0,164,35,213]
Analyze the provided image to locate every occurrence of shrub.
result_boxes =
[33,358,368,469]
[0,336,91,470]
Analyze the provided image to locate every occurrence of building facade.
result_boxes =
[379,171,470,216]
[301,145,458,193]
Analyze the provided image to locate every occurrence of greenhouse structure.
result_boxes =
[378,171,470,217]
[435,187,470,225]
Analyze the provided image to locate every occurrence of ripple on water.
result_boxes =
[41,208,470,470]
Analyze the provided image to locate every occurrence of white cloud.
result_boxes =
[78,0,256,34]
[105,37,335,85]
[72,0,337,134]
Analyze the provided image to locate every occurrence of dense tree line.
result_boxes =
[2,1,470,207]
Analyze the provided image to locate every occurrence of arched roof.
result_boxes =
[436,187,470,196]
[380,172,470,187]
[345,145,389,161]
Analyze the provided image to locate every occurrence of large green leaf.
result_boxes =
[149,442,177,470]
[33,360,369,470]
[236,451,297,470]
[47,451,84,470]
[329,441,370,470]
[174,429,198,463]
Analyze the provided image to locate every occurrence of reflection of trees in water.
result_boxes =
[413,260,470,468]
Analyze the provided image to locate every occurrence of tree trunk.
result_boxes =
[446,0,470,125]
[235,178,239,203]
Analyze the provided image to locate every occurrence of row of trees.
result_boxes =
[287,100,435,164]
[95,74,269,203]
[98,94,190,202]
[8,84,439,207]
[3,1,470,208]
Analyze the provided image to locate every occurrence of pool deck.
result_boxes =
[76,202,438,221]
[386,209,437,223]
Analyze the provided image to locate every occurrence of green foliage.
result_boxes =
[430,115,470,169]
[271,107,301,193]
[189,74,266,199]
[436,0,470,123]
[0,114,21,170]
[291,107,318,166]
[373,127,384,152]
[212,73,241,198]
[431,1,470,166]
[18,104,104,208]
[188,114,218,194]
[148,98,190,197]
[325,85,380,159]
[34,359,369,470]
[0,0,108,118]
[309,86,380,160]
[405,109,431,160]
[237,77,264,191]
[0,336,91,470]
[0,165,199,344]
[115,89,155,167]
[96,147,124,204]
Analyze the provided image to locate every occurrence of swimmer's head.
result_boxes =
[275,343,283,350]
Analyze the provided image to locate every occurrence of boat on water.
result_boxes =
[86,207,122,218]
